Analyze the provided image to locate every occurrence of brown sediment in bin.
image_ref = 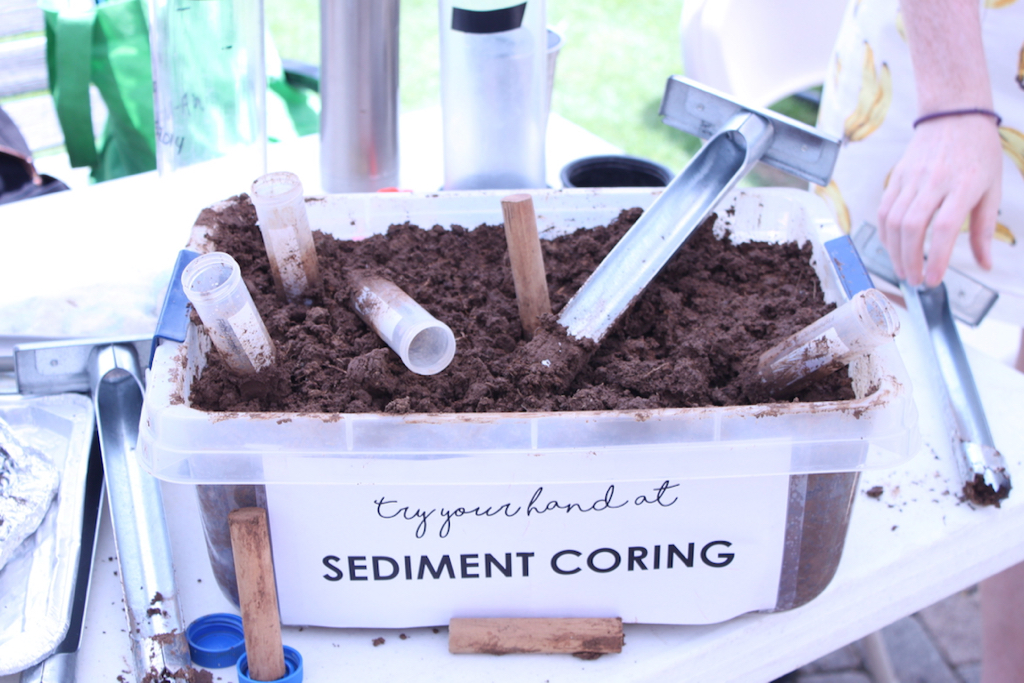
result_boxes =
[183,194,872,614]
[188,195,858,414]
[790,472,860,609]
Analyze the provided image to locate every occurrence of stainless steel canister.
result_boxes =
[149,0,267,179]
[320,0,400,193]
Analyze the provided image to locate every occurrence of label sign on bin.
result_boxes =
[266,473,790,627]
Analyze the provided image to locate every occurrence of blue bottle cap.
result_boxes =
[186,613,246,669]
[238,645,303,683]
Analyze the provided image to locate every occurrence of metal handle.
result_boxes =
[659,76,840,186]
[18,652,76,683]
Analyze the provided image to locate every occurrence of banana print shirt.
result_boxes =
[816,0,1024,323]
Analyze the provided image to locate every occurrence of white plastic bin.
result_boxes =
[139,187,920,627]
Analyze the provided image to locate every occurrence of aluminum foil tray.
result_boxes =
[0,393,94,675]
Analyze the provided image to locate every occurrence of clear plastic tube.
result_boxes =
[249,172,323,302]
[757,288,899,397]
[349,273,456,375]
[181,252,275,375]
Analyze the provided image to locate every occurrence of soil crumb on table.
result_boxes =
[189,196,855,414]
[140,666,213,683]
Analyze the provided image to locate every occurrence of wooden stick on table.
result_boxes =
[449,617,624,656]
[501,193,552,340]
[229,507,286,681]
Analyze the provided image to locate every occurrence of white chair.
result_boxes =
[680,0,848,108]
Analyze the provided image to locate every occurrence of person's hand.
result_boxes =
[876,114,1002,287]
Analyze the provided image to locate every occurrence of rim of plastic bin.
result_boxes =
[560,154,675,188]
[238,645,303,683]
[186,613,246,669]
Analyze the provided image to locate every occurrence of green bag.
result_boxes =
[42,0,319,183]
[266,36,320,142]
[43,0,157,182]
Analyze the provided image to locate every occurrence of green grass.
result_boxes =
[265,0,818,180]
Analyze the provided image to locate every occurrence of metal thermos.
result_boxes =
[320,0,400,192]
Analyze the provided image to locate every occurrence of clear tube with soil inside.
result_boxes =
[757,288,899,398]
[181,252,275,375]
[250,171,323,302]
[349,273,456,375]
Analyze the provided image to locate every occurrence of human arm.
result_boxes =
[876,0,1003,288]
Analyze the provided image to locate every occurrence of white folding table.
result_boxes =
[1,112,1021,683]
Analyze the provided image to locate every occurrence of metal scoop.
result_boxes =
[851,224,1011,505]
[15,338,192,680]
[558,77,841,342]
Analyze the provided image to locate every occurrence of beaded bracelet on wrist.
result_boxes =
[912,108,1002,128]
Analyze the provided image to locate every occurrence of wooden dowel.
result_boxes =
[449,617,624,656]
[229,507,286,681]
[501,194,552,340]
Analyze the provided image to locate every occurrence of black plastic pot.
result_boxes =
[560,155,674,188]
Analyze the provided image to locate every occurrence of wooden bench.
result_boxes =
[0,2,48,96]
[1,0,64,153]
